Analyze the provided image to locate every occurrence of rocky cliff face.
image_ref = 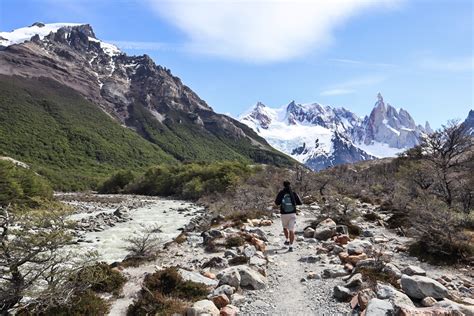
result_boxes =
[0,23,293,166]
[462,110,474,136]
[355,93,426,149]
[240,94,430,170]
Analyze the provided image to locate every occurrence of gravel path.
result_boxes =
[240,210,351,315]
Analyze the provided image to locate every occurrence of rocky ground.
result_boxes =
[101,198,474,315]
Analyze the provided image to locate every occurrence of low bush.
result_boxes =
[128,267,209,315]
[20,290,109,316]
[76,262,127,296]
[98,170,136,194]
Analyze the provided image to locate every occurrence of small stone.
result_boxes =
[333,285,353,302]
[211,294,229,309]
[402,265,427,276]
[421,297,437,307]
[220,304,239,316]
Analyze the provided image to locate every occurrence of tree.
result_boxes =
[0,204,93,313]
[123,224,162,258]
[419,121,473,208]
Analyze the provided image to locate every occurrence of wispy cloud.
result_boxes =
[330,58,397,68]
[419,56,474,72]
[109,40,175,51]
[147,0,402,63]
[320,74,386,96]
[320,88,356,96]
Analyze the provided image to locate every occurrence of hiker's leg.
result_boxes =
[289,230,295,244]
[283,228,289,240]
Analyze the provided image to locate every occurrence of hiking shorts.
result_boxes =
[281,213,296,231]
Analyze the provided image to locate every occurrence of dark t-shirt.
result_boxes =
[275,187,302,214]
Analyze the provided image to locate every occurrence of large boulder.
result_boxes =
[238,265,267,290]
[314,218,337,240]
[217,268,241,289]
[376,283,415,308]
[401,275,449,300]
[365,298,394,316]
[435,298,474,315]
[186,299,220,316]
[248,227,268,241]
[218,266,266,290]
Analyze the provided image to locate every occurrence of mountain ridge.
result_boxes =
[0,23,295,188]
[240,94,431,170]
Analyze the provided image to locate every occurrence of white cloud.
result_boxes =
[419,56,474,72]
[320,88,355,96]
[329,58,397,68]
[147,0,401,63]
[320,74,386,96]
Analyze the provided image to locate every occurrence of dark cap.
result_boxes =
[283,181,291,188]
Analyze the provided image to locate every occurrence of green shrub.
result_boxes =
[98,170,136,194]
[76,262,127,295]
[128,267,208,315]
[143,267,209,300]
[26,290,109,316]
[0,160,52,206]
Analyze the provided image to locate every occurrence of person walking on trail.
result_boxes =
[275,181,302,252]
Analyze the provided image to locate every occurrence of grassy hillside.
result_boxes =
[0,75,176,190]
[126,102,294,166]
[0,75,294,190]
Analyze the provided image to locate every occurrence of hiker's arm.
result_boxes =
[295,193,303,205]
[275,191,282,205]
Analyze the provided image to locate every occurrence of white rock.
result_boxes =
[401,275,449,299]
[186,299,220,316]
[365,298,394,316]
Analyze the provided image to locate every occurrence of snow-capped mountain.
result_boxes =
[240,94,430,170]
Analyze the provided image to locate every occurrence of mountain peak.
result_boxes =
[0,23,86,47]
[377,92,384,102]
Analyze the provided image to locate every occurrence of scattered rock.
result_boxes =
[211,294,230,308]
[345,273,363,288]
[304,227,315,238]
[179,269,218,287]
[220,304,239,316]
[358,288,377,310]
[186,299,220,316]
[376,283,415,308]
[402,265,427,276]
[421,297,437,307]
[401,275,449,300]
[365,298,394,316]
[218,268,241,289]
[243,245,257,258]
[314,218,337,240]
[211,285,235,297]
[333,285,353,302]
[238,265,267,290]
[307,272,321,280]
[347,239,373,255]
[382,263,402,279]
[323,267,349,278]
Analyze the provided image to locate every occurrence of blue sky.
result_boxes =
[1,0,472,128]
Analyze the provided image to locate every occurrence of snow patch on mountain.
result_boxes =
[240,95,428,170]
[0,22,83,47]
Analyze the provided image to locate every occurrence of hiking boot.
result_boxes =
[284,241,290,246]
[288,246,294,252]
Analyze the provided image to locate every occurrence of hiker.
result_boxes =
[275,181,302,252]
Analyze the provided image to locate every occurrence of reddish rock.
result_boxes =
[335,235,351,245]
[250,237,266,252]
[212,294,230,309]
[344,263,354,272]
[202,271,216,279]
[347,253,368,265]
[339,252,349,263]
[358,288,376,311]
[220,304,239,316]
